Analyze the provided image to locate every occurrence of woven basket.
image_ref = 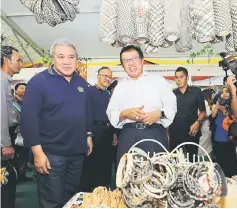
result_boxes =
[147,1,165,46]
[99,0,118,44]
[213,0,232,36]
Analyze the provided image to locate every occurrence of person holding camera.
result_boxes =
[211,86,237,177]
[226,75,237,119]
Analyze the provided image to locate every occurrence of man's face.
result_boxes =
[53,45,77,77]
[121,50,143,79]
[97,68,112,88]
[175,71,189,88]
[6,50,23,74]
[16,85,26,96]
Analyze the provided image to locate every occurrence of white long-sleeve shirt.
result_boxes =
[106,73,177,128]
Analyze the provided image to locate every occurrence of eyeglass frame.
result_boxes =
[122,56,141,64]
[98,74,113,79]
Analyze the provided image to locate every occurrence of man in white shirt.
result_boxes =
[106,45,177,163]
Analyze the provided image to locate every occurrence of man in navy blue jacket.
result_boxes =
[20,38,93,208]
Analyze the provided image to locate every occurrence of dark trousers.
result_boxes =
[14,146,30,179]
[117,126,168,165]
[1,162,17,208]
[169,129,200,162]
[213,141,237,178]
[80,124,114,192]
[37,153,84,208]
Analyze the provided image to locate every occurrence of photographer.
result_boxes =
[211,86,237,177]
[226,75,237,120]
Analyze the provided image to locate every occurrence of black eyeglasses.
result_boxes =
[99,74,112,79]
[122,57,141,64]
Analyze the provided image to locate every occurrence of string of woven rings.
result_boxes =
[20,0,80,27]
[116,139,225,208]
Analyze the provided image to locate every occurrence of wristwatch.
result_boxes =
[197,119,202,125]
[160,111,166,119]
[87,132,94,137]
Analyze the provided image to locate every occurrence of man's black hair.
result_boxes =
[120,45,144,64]
[97,66,111,75]
[175,67,189,76]
[1,45,19,67]
[15,83,27,91]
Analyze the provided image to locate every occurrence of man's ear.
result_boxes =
[3,56,9,64]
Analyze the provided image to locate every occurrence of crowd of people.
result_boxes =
[1,39,237,208]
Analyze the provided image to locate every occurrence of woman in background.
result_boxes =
[198,89,213,159]
[211,86,237,177]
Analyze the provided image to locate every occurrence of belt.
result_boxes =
[94,121,111,127]
[123,123,162,129]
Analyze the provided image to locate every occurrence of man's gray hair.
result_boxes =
[50,38,79,58]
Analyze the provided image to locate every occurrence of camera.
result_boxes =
[219,52,237,87]
[218,97,227,106]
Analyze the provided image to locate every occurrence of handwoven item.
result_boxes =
[213,0,232,36]
[20,0,80,27]
[144,43,159,54]
[230,1,237,50]
[133,0,150,43]
[190,0,216,43]
[175,0,192,52]
[147,0,165,47]
[225,33,236,53]
[99,0,118,44]
[117,0,136,44]
[163,0,182,42]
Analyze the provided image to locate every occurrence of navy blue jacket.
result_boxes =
[20,68,93,155]
[89,85,111,122]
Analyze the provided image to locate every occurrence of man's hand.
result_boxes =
[112,134,118,146]
[189,121,200,136]
[140,110,161,125]
[226,75,237,93]
[87,136,93,156]
[2,146,15,158]
[120,105,145,121]
[32,145,51,174]
[33,151,51,174]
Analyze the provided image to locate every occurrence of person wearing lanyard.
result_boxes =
[80,67,116,192]
[106,45,177,164]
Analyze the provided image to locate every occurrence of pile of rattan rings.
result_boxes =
[116,139,225,208]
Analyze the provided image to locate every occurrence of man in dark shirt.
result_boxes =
[169,67,206,161]
[20,38,93,208]
[80,67,116,192]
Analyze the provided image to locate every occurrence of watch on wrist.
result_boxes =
[197,119,202,125]
[87,132,94,137]
[160,111,166,119]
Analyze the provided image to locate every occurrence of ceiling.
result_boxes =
[1,0,226,61]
